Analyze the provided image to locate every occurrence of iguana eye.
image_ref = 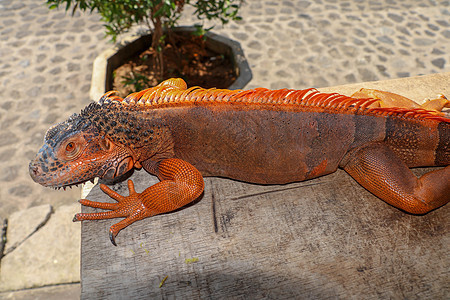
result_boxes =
[64,141,80,158]
[66,142,75,152]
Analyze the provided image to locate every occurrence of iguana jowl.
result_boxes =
[29,78,450,245]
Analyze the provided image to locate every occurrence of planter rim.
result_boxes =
[90,27,252,101]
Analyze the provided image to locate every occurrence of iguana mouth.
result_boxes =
[51,178,97,190]
[29,159,97,189]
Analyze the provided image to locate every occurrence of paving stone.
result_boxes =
[9,3,25,10]
[387,13,404,23]
[36,54,46,63]
[377,46,394,55]
[275,70,291,78]
[436,20,449,27]
[358,67,379,82]
[247,40,262,50]
[270,81,289,89]
[431,58,445,69]
[0,165,20,182]
[415,58,426,69]
[35,30,49,36]
[49,66,62,75]
[32,75,45,84]
[55,43,70,51]
[27,86,41,97]
[431,48,445,55]
[352,38,365,46]
[396,72,410,78]
[407,22,421,30]
[398,49,410,56]
[418,14,429,22]
[8,184,33,198]
[396,26,411,36]
[376,35,394,44]
[0,149,15,161]
[67,62,80,72]
[427,24,439,31]
[353,28,367,38]
[376,65,387,72]
[413,38,435,46]
[0,204,80,292]
[399,41,410,48]
[425,30,435,37]
[339,44,357,57]
[287,20,303,29]
[16,31,31,39]
[0,283,81,300]
[232,32,248,41]
[442,30,450,39]
[4,204,53,255]
[50,55,65,63]
[0,131,17,147]
[18,60,30,68]
[313,76,329,87]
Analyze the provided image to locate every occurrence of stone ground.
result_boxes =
[0,0,449,298]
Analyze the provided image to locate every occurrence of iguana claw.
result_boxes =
[109,231,117,246]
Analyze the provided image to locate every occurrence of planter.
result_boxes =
[90,27,252,101]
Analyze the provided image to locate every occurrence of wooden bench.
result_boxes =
[81,73,449,299]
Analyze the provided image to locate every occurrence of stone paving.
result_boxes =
[0,0,449,297]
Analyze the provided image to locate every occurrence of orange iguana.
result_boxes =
[29,78,450,245]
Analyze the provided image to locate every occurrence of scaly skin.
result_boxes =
[29,78,450,245]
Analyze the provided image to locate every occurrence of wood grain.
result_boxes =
[81,168,449,299]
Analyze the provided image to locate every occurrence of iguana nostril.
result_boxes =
[29,162,39,176]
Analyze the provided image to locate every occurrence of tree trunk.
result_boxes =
[151,10,164,80]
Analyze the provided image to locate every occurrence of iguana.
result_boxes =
[29,78,450,245]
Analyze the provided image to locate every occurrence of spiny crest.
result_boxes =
[78,99,159,149]
[43,115,94,150]
[367,106,449,123]
[97,78,450,123]
[44,103,105,144]
[44,121,66,141]
[44,111,88,141]
[81,102,102,117]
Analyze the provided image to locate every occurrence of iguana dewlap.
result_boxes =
[29,78,450,245]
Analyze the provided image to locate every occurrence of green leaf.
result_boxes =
[44,0,244,46]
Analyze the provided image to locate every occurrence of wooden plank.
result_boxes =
[81,74,450,299]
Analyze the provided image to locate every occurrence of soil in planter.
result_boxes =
[113,32,237,97]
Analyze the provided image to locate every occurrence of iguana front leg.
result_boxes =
[340,142,450,214]
[74,158,204,245]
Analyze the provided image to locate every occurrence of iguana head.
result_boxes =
[29,103,137,189]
